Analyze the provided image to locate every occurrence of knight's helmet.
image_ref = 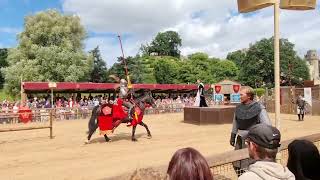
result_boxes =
[119,79,128,98]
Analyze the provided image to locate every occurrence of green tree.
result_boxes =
[235,37,309,87]
[88,46,107,83]
[212,60,239,82]
[147,31,182,57]
[226,50,246,67]
[138,55,157,83]
[0,48,9,87]
[154,57,180,84]
[3,10,92,95]
[107,55,146,83]
[182,52,218,84]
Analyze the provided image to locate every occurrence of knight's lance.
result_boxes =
[117,35,132,89]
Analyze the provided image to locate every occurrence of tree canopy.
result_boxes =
[3,9,92,95]
[88,46,107,83]
[0,48,8,88]
[143,31,182,57]
[228,37,309,88]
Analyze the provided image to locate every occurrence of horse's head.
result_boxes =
[138,91,157,108]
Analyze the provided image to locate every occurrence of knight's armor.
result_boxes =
[119,79,128,99]
[119,79,134,121]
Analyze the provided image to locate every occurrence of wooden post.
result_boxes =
[50,109,53,139]
[76,108,79,119]
[274,1,281,129]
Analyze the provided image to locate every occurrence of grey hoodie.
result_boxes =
[238,161,295,180]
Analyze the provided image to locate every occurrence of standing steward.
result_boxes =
[229,87,271,174]
[295,95,306,121]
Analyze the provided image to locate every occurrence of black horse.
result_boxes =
[86,92,157,143]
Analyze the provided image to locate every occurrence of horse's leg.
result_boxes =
[86,106,99,143]
[104,134,111,142]
[87,118,98,140]
[131,125,137,141]
[139,121,152,138]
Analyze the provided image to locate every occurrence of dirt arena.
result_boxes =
[0,112,320,180]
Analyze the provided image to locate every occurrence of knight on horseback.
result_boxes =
[111,78,135,132]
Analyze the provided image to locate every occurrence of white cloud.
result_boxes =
[0,27,21,34]
[85,35,141,67]
[63,0,320,65]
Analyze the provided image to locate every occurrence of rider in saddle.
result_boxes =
[118,78,134,121]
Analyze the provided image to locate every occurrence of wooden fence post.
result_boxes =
[50,109,53,139]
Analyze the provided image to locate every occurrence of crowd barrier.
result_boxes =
[0,109,54,139]
[0,105,186,124]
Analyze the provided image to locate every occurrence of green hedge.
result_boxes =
[254,88,266,97]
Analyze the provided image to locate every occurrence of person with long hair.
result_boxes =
[167,147,213,180]
[287,139,320,180]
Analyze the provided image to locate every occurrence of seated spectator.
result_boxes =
[167,147,213,180]
[287,139,320,180]
[238,124,295,180]
[129,167,166,180]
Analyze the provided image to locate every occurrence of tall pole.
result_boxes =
[117,34,132,88]
[117,35,129,77]
[274,1,281,129]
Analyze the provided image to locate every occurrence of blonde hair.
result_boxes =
[240,86,255,100]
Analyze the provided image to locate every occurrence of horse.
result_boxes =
[86,92,157,143]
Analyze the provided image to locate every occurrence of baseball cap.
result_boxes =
[247,124,281,149]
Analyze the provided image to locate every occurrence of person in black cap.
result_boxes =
[230,86,271,174]
[238,124,295,180]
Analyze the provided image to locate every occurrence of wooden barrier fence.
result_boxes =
[0,109,54,139]
[106,133,320,180]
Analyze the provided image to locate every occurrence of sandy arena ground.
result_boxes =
[0,112,320,180]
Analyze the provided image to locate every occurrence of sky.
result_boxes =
[1,0,320,66]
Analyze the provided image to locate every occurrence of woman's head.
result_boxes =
[287,139,320,180]
[167,147,213,180]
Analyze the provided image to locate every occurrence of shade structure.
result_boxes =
[237,0,275,13]
[280,0,316,10]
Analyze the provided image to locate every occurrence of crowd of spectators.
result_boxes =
[0,93,205,123]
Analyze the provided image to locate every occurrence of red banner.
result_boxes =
[18,107,32,123]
